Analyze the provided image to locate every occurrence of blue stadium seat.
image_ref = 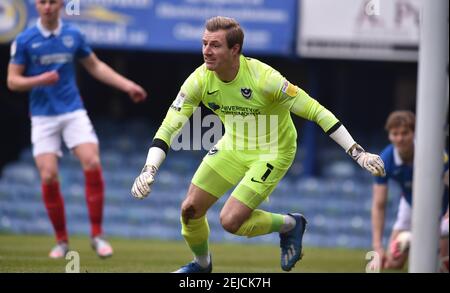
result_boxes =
[0,121,397,249]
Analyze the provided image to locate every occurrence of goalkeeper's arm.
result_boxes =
[289,90,385,176]
[131,98,196,199]
[130,139,167,199]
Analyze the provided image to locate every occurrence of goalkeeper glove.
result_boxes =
[131,165,157,199]
[348,144,386,177]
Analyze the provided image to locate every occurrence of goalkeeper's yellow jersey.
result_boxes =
[155,55,339,154]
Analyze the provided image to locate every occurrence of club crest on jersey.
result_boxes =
[63,36,74,48]
[241,88,252,99]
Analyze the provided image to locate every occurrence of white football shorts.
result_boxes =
[31,109,98,157]
[393,196,448,237]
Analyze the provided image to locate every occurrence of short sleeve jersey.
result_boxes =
[10,20,92,116]
[375,144,449,213]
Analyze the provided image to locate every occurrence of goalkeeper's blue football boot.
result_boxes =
[173,256,212,273]
[279,213,308,271]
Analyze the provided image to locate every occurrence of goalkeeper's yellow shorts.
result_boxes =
[191,139,295,210]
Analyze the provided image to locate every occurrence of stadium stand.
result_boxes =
[0,119,400,249]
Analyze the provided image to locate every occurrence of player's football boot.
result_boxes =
[49,242,69,259]
[279,213,308,271]
[91,236,113,258]
[173,256,213,273]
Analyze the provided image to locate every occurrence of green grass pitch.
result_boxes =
[0,234,400,273]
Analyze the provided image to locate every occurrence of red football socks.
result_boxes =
[84,168,105,237]
[42,181,68,242]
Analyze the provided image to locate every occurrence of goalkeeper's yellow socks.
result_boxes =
[235,210,297,237]
[181,215,210,267]
[235,209,291,237]
[180,211,297,264]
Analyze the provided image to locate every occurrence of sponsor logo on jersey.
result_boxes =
[241,88,252,99]
[208,102,220,111]
[220,105,260,116]
[31,42,43,49]
[207,90,219,95]
[170,92,186,111]
[281,80,298,97]
[39,53,73,65]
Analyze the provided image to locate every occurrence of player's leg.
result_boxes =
[174,183,220,273]
[220,194,288,237]
[221,155,307,271]
[72,143,103,237]
[220,158,297,237]
[31,115,68,258]
[63,110,111,258]
[72,142,112,257]
[35,153,69,258]
[220,195,306,272]
[221,153,295,237]
[175,145,242,273]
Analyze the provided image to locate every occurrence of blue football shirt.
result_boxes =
[10,19,92,116]
[375,144,449,215]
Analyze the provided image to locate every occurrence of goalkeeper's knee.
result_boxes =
[220,214,242,234]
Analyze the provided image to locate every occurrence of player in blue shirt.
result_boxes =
[7,0,147,259]
[371,111,449,270]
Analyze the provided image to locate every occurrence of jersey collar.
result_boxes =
[393,147,404,166]
[37,18,63,38]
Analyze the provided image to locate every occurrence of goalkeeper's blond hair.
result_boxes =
[205,16,244,54]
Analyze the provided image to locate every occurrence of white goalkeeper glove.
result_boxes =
[131,165,157,199]
[348,144,386,177]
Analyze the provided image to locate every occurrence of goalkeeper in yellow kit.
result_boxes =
[131,16,385,273]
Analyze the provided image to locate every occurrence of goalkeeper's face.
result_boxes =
[388,126,414,154]
[202,29,239,72]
